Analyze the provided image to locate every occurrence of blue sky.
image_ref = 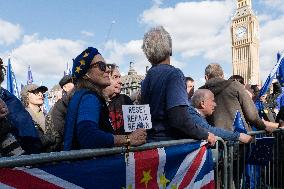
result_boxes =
[0,0,284,89]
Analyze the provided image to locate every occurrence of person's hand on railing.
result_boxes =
[278,120,284,129]
[238,133,252,143]
[128,128,147,146]
[207,132,217,146]
[263,119,278,133]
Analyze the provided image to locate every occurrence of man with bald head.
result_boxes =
[189,89,252,143]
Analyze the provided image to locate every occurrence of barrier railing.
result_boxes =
[0,129,283,189]
[0,139,200,168]
[226,128,284,189]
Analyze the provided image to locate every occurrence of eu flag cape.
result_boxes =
[0,142,214,189]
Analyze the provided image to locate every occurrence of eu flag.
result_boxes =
[276,52,284,87]
[259,52,284,97]
[6,58,20,99]
[233,110,247,134]
[247,137,275,166]
[64,62,72,76]
[43,93,50,114]
[27,65,34,84]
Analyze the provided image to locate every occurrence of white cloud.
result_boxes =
[141,0,234,63]
[103,0,235,80]
[0,19,22,45]
[104,39,150,76]
[258,15,284,79]
[259,0,284,13]
[140,0,284,82]
[8,35,85,88]
[81,30,95,37]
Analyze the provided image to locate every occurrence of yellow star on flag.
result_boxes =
[79,59,86,65]
[121,184,132,189]
[171,184,178,189]
[83,52,89,57]
[140,170,152,188]
[159,174,170,189]
[75,66,82,73]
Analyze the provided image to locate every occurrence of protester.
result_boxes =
[141,26,216,145]
[0,58,42,154]
[59,75,75,97]
[190,89,252,143]
[21,84,48,132]
[0,98,25,156]
[185,76,195,103]
[130,89,142,105]
[228,75,245,85]
[200,63,279,132]
[103,64,133,135]
[21,84,56,150]
[261,80,282,120]
[64,47,146,150]
[44,75,75,151]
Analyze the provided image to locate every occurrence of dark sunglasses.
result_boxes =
[29,90,46,97]
[90,61,113,72]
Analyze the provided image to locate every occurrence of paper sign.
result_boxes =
[122,105,152,132]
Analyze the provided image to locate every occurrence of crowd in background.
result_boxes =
[0,26,283,157]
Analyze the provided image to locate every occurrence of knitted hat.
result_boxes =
[72,47,100,79]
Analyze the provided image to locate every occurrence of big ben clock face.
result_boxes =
[235,26,247,40]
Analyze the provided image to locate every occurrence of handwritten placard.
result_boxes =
[122,105,152,132]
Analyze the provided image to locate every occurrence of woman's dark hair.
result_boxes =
[75,78,103,97]
[229,75,245,85]
[251,84,260,96]
[109,64,119,76]
[0,58,5,84]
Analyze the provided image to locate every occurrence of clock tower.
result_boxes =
[231,0,259,84]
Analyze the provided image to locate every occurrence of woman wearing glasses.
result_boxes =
[21,84,56,150]
[64,47,146,150]
[21,84,48,133]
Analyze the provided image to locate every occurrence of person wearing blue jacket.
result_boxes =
[64,47,146,150]
[190,89,252,143]
[0,58,42,154]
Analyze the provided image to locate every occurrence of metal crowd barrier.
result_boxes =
[0,139,200,168]
[0,129,283,189]
[223,128,284,189]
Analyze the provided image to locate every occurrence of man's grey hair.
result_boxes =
[142,26,172,65]
[205,63,224,79]
[191,89,211,108]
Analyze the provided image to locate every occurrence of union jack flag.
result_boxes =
[0,142,214,189]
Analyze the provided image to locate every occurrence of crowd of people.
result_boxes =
[0,26,283,156]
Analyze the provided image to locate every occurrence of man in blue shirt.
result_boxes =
[190,89,252,143]
[141,26,216,145]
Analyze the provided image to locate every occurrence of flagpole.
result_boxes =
[259,52,284,97]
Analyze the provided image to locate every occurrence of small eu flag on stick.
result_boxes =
[233,110,247,134]
[247,137,275,166]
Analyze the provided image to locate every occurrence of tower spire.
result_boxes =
[237,0,252,9]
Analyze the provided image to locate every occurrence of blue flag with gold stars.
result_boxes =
[247,137,275,166]
[276,52,284,87]
[27,65,34,85]
[233,111,247,134]
[6,58,20,99]
[259,52,284,97]
[0,142,214,189]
